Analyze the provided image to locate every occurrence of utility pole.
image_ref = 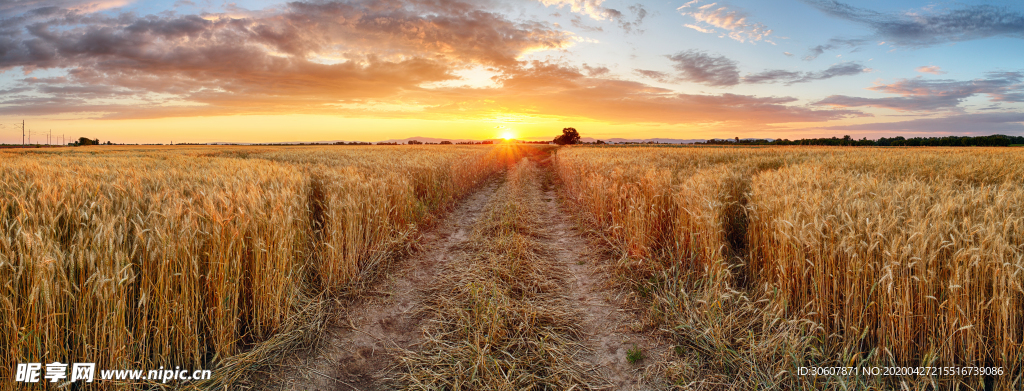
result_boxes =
[22,120,24,145]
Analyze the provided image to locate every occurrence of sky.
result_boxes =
[1,0,1023,143]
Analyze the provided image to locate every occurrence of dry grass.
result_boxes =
[0,145,507,390]
[399,157,602,390]
[555,146,1024,390]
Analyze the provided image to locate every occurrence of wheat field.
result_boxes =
[3,144,1022,390]
[0,145,513,390]
[555,146,1024,389]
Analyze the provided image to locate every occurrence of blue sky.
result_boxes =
[1,0,1023,143]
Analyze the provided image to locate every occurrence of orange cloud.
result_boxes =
[677,0,773,44]
[916,65,946,75]
[415,62,863,125]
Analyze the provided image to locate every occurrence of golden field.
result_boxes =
[3,144,1022,390]
[555,146,1023,389]
[0,145,517,390]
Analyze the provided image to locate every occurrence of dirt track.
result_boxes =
[272,163,670,390]
[275,179,500,391]
[538,173,672,391]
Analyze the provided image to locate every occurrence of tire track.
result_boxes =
[537,166,673,391]
[272,178,503,391]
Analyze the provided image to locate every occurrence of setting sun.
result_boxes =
[501,131,516,140]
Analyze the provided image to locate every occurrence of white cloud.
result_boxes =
[684,23,714,34]
[538,0,615,21]
[677,0,773,44]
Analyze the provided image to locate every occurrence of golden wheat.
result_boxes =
[555,146,1024,389]
[0,145,505,390]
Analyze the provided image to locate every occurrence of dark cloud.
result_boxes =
[743,69,801,84]
[602,7,622,20]
[570,15,603,32]
[803,1,1024,46]
[633,69,671,83]
[807,62,868,80]
[663,51,865,86]
[581,63,609,77]
[803,38,868,60]
[1,0,571,71]
[815,72,1024,111]
[821,112,1024,135]
[0,0,867,127]
[814,95,964,112]
[869,72,1024,102]
[745,62,867,85]
[667,50,740,87]
[618,4,647,33]
[0,0,574,117]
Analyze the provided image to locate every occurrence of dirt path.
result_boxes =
[273,179,501,391]
[537,170,673,391]
[273,163,671,390]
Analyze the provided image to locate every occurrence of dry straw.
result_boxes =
[400,156,601,390]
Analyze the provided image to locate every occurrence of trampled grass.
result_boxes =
[399,156,601,390]
[555,146,1024,389]
[0,145,515,390]
[5,144,1022,390]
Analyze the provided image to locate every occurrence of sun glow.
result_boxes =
[501,131,516,140]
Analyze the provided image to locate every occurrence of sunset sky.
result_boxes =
[1,0,1023,143]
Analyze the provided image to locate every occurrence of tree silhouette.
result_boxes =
[553,127,581,145]
[75,137,99,146]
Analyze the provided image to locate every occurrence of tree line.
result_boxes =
[700,134,1024,147]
